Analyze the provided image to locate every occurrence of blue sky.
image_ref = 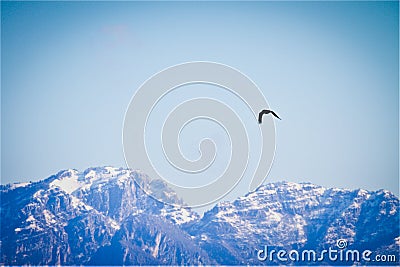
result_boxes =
[1,1,399,197]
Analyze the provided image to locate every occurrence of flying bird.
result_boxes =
[258,109,281,123]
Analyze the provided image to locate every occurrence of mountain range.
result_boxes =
[1,167,398,265]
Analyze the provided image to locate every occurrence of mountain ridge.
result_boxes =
[1,166,398,265]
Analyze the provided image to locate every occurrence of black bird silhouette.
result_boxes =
[258,109,281,123]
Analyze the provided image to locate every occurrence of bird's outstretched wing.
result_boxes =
[258,111,265,123]
[269,110,281,120]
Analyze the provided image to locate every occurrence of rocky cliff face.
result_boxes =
[185,182,399,265]
[1,167,398,265]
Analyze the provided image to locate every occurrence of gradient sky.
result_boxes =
[1,1,399,199]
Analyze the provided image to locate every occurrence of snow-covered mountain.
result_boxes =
[1,167,398,265]
[185,182,399,265]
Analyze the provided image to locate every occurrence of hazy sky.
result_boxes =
[1,1,399,198]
